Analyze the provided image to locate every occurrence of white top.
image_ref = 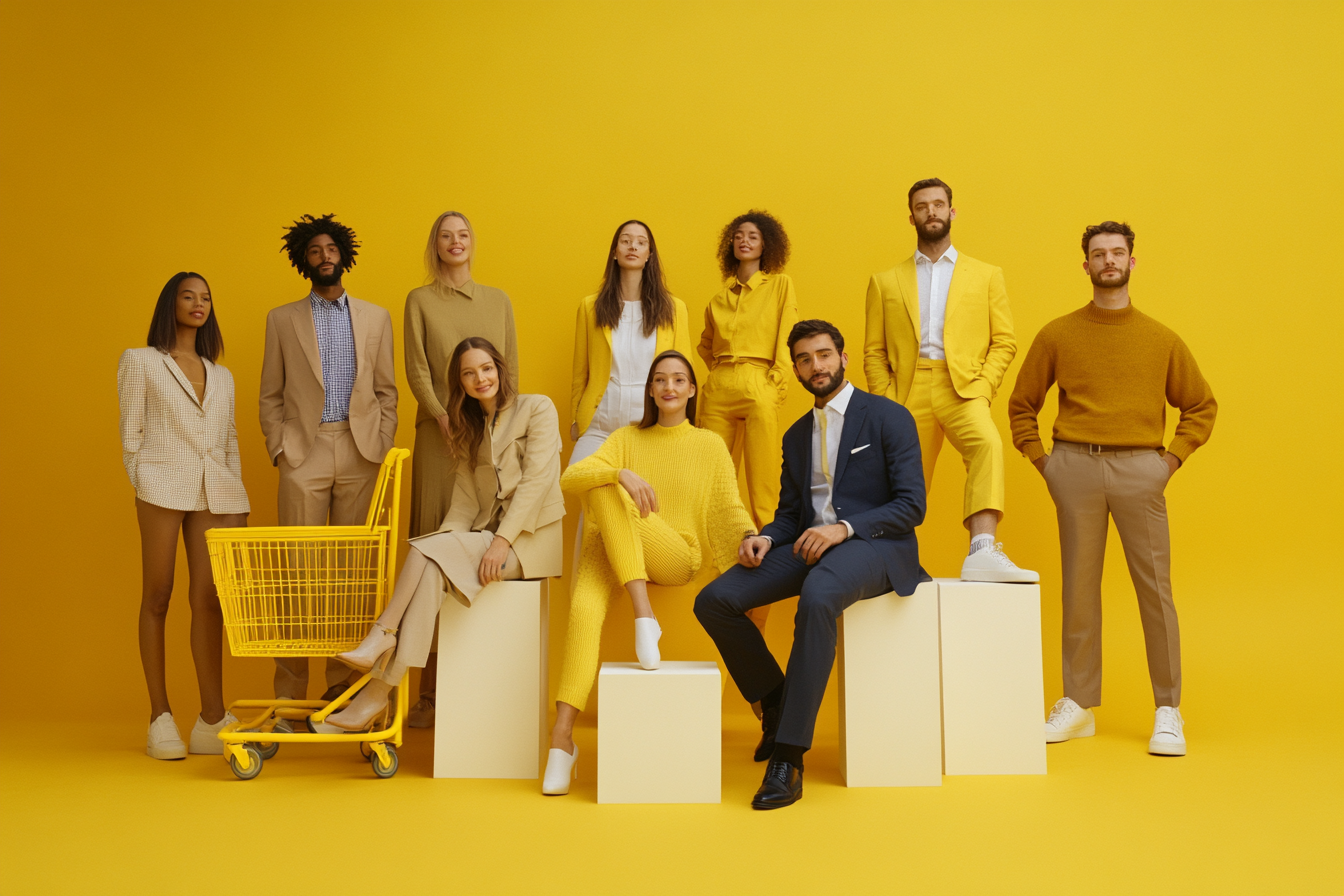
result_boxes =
[591,302,657,434]
[914,244,958,360]
[809,380,855,537]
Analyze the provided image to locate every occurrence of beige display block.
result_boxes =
[937,579,1046,775]
[837,582,943,787]
[434,579,548,779]
[597,661,721,804]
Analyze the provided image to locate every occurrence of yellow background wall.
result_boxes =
[1,0,1340,788]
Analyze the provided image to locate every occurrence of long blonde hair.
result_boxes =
[444,337,517,463]
[424,210,476,288]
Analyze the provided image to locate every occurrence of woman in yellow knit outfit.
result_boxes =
[543,350,755,794]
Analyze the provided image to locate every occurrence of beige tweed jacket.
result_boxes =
[117,347,251,513]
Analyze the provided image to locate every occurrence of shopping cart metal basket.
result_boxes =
[205,447,412,780]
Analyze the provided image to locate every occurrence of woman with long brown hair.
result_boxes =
[327,337,563,730]
[543,350,755,794]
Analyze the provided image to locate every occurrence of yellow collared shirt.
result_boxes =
[696,270,799,386]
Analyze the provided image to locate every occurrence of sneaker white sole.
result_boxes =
[1045,720,1095,743]
[960,567,1041,584]
[1148,740,1186,756]
[147,744,187,760]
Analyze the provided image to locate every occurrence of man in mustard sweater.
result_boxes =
[1009,221,1216,757]
[864,178,1035,582]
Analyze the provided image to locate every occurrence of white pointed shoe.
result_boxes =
[335,624,397,673]
[1149,706,1186,756]
[961,542,1040,583]
[189,711,239,754]
[147,712,187,760]
[542,744,579,795]
[634,617,662,670]
[1044,697,1095,743]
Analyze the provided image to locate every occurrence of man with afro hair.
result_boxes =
[259,214,399,708]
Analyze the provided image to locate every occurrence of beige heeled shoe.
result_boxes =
[336,624,397,673]
[325,681,394,731]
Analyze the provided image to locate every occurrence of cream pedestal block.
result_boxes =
[433,579,548,779]
[837,581,943,787]
[937,579,1046,775]
[597,661,720,803]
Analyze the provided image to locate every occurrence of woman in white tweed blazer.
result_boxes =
[117,272,250,762]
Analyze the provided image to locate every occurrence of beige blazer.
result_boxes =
[117,347,250,513]
[259,295,398,467]
[863,252,1017,404]
[421,393,564,579]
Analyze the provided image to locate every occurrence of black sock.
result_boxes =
[771,742,805,770]
[760,680,784,714]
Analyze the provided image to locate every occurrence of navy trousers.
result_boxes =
[694,539,891,749]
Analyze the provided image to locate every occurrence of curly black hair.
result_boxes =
[280,213,360,278]
[716,209,790,279]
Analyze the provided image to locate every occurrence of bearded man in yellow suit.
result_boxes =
[863,178,1036,582]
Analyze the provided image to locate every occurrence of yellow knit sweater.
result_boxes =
[1008,302,1217,463]
[561,419,756,573]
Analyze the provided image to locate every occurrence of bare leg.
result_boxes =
[966,508,1001,539]
[549,701,580,754]
[625,578,655,619]
[135,500,187,722]
[182,509,246,724]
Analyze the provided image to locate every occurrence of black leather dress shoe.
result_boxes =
[751,759,803,809]
[753,700,782,762]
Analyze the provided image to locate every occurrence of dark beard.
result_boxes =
[1089,267,1131,289]
[307,265,344,287]
[918,217,951,242]
[801,366,845,398]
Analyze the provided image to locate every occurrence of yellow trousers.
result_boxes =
[555,484,700,711]
[906,360,1005,522]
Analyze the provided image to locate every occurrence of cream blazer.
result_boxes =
[117,347,250,513]
[570,294,691,435]
[258,295,398,467]
[418,394,565,579]
[863,253,1017,404]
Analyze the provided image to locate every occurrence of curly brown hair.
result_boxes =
[716,210,790,279]
[1081,220,1135,256]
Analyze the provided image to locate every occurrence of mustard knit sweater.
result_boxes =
[561,419,756,574]
[1008,302,1217,463]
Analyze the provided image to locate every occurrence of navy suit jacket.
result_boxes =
[760,384,927,596]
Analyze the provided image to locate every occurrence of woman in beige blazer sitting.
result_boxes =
[328,337,564,729]
[117,272,250,761]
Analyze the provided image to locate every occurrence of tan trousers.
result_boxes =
[905,360,1005,521]
[274,421,381,699]
[374,534,522,685]
[1044,441,1181,708]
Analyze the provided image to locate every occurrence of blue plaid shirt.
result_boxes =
[309,291,357,423]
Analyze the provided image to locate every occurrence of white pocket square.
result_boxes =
[851,443,871,455]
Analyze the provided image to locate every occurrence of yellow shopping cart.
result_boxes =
[205,447,412,780]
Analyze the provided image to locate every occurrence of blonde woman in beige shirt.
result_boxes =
[403,211,519,725]
[117,272,250,761]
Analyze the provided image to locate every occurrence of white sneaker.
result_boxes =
[189,711,239,754]
[1149,706,1186,756]
[146,712,187,760]
[634,617,662,670]
[1044,697,1095,743]
[961,542,1040,583]
[542,744,579,795]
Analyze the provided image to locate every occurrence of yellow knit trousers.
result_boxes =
[906,360,1005,522]
[555,484,701,711]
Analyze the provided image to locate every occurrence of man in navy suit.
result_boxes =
[695,319,927,809]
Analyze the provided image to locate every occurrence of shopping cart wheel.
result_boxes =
[371,745,398,779]
[229,745,263,781]
[359,742,373,761]
[255,741,280,760]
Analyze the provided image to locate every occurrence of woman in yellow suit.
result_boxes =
[544,350,755,794]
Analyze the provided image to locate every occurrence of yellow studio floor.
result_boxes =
[3,707,1339,895]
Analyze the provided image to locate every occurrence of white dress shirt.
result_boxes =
[809,380,855,538]
[914,244,958,360]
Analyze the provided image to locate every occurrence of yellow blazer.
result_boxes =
[863,252,1017,404]
[258,295,398,467]
[569,294,691,434]
[430,393,565,579]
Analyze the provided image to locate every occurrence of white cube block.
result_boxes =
[434,579,548,779]
[937,579,1046,775]
[597,661,721,803]
[837,582,943,786]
